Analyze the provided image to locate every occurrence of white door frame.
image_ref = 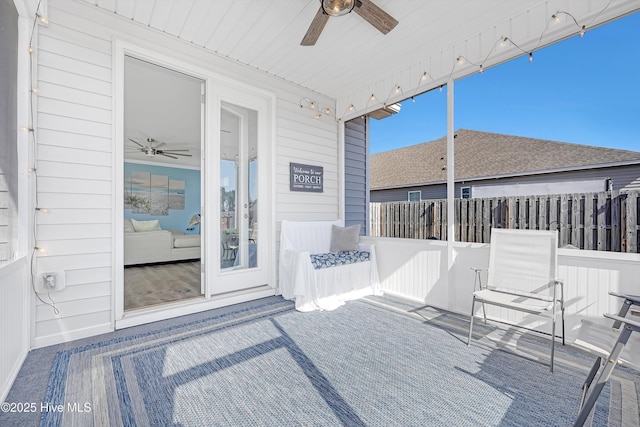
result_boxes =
[113,40,275,329]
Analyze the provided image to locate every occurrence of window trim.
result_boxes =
[461,186,471,199]
[408,190,421,201]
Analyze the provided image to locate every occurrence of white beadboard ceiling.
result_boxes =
[66,0,639,119]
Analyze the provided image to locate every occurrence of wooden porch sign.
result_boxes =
[290,162,323,193]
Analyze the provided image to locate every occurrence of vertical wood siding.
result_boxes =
[33,0,338,347]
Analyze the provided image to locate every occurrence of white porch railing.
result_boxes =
[0,257,29,402]
[363,236,640,343]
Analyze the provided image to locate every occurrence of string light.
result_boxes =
[36,207,50,213]
[317,4,613,121]
[37,14,48,26]
[299,98,336,120]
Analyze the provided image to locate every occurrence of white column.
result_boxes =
[446,80,455,305]
[446,81,455,246]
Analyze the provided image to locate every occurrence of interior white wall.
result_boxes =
[30,0,338,347]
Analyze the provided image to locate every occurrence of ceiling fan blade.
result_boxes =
[160,149,190,152]
[157,150,192,157]
[128,138,144,147]
[154,142,166,148]
[301,7,330,46]
[159,153,178,159]
[354,0,398,34]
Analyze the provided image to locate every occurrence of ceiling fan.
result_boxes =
[301,0,398,46]
[126,137,192,160]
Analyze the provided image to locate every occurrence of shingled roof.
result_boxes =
[371,129,640,189]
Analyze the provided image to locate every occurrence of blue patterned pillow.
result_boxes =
[310,250,370,270]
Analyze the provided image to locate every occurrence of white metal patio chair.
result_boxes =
[573,293,640,427]
[467,228,565,372]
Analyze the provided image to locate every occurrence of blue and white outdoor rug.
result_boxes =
[38,296,639,426]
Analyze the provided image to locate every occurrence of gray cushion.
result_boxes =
[330,224,360,252]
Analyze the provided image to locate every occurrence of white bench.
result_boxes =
[279,220,380,312]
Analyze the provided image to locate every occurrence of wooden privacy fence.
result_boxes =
[370,190,640,253]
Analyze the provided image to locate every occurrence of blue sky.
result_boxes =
[370,11,640,154]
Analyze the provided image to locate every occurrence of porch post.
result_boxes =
[446,80,455,244]
[446,79,455,304]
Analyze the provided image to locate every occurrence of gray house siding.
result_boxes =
[344,117,369,234]
[371,163,640,202]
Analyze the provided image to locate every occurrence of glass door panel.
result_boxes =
[220,102,258,271]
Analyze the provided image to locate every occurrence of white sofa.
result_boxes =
[279,220,380,312]
[124,219,201,266]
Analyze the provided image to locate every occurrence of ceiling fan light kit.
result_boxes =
[322,0,355,17]
[302,0,398,46]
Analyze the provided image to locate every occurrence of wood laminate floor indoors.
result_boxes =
[124,260,201,310]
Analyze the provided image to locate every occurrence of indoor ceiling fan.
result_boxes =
[301,0,398,46]
[126,137,192,159]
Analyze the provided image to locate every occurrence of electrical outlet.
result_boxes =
[37,270,66,293]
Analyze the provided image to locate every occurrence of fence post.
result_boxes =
[612,191,621,252]
[626,192,638,253]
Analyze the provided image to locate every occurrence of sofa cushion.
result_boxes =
[330,224,360,252]
[310,250,370,270]
[131,219,161,232]
[174,234,201,248]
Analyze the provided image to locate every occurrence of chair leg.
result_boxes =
[550,316,556,373]
[574,327,633,426]
[562,305,566,346]
[481,302,487,325]
[579,356,602,409]
[468,298,476,346]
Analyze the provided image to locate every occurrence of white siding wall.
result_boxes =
[32,0,338,347]
[365,235,640,343]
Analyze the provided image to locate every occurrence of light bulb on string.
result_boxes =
[529,52,533,63]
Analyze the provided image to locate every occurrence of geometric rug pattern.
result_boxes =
[29,296,640,426]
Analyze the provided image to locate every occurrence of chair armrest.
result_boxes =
[609,291,640,305]
[604,313,640,331]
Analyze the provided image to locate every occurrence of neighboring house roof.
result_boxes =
[371,129,640,189]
